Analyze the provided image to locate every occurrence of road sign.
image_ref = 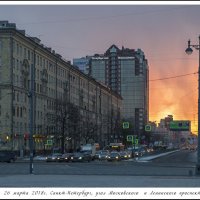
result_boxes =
[145,124,151,132]
[47,140,53,145]
[127,135,133,142]
[169,120,190,131]
[133,139,138,145]
[123,122,129,129]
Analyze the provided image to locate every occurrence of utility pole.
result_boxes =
[185,36,200,175]
[28,53,35,174]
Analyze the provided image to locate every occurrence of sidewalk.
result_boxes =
[0,174,200,187]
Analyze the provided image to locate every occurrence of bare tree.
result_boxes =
[67,102,80,151]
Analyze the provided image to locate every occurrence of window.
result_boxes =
[0,40,2,53]
[20,46,22,57]
[20,107,23,118]
[17,107,19,117]
[24,48,26,59]
[17,93,19,102]
[16,59,19,70]
[13,106,15,116]
[17,44,19,55]
[28,50,30,60]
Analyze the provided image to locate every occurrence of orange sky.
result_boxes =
[149,54,198,134]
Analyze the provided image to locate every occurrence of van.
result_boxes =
[0,151,17,163]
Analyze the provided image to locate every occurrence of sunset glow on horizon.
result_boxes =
[149,57,198,134]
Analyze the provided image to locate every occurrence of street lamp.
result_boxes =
[185,35,200,175]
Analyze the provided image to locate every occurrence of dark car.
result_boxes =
[46,153,62,162]
[57,153,73,162]
[98,150,109,161]
[94,150,102,160]
[71,152,92,162]
[0,151,17,163]
[129,148,143,157]
[119,151,131,160]
[107,152,121,161]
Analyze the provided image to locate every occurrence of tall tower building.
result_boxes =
[89,45,149,141]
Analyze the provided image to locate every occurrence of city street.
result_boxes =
[0,150,196,176]
[0,150,199,187]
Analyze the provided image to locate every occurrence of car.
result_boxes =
[107,152,121,161]
[94,150,102,160]
[57,153,73,162]
[119,151,131,160]
[0,151,17,163]
[71,152,92,162]
[46,153,62,162]
[33,155,47,161]
[128,147,144,157]
[98,151,109,161]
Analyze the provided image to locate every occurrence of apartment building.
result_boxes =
[0,21,122,153]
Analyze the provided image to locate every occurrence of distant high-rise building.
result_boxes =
[73,56,91,74]
[89,44,149,140]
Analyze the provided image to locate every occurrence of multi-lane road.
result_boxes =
[0,149,197,176]
[0,149,199,187]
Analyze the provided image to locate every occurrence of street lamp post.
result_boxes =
[185,35,200,175]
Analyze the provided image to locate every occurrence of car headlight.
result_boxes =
[116,156,118,159]
[78,157,82,159]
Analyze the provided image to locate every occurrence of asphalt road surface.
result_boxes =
[0,149,197,176]
[0,150,199,188]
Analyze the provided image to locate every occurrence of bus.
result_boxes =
[106,143,125,152]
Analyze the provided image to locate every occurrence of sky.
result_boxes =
[0,1,200,133]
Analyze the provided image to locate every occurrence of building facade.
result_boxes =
[0,21,122,153]
[89,45,149,141]
[73,56,91,74]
